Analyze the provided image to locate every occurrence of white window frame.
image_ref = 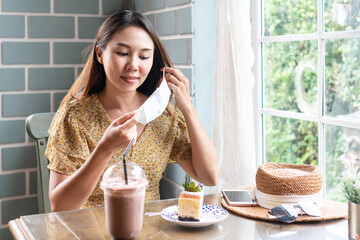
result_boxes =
[251,0,360,195]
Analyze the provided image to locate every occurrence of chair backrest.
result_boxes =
[26,112,55,213]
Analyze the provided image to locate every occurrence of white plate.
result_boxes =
[161,204,228,228]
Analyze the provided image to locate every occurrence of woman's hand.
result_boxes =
[49,110,139,212]
[99,110,139,153]
[163,67,192,113]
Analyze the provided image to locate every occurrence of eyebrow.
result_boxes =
[116,43,153,51]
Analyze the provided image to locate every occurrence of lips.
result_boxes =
[121,76,139,84]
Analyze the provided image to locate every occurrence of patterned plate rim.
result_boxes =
[160,204,228,227]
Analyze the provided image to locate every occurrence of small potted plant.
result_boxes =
[340,153,360,240]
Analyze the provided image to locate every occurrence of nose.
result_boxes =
[126,55,138,72]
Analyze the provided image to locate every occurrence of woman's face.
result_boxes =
[96,26,154,94]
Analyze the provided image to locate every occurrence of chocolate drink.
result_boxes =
[104,178,147,239]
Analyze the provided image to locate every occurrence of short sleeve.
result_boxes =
[168,108,192,163]
[45,101,90,175]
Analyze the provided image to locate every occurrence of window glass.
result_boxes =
[325,38,360,119]
[265,115,318,165]
[324,0,360,32]
[264,40,318,114]
[264,0,317,36]
[325,124,360,202]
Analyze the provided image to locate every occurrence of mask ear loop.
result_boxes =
[163,66,177,122]
[163,66,175,104]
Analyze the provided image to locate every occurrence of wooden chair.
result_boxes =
[26,112,55,213]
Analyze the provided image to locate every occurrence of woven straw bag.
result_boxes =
[255,162,322,195]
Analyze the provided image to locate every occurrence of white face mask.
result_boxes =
[138,68,171,125]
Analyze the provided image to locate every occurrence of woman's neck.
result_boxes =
[97,87,147,119]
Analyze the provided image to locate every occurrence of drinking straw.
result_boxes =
[123,138,135,185]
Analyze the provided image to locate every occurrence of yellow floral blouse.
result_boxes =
[45,94,191,209]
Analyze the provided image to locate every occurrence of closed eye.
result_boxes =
[116,52,128,56]
[140,56,150,60]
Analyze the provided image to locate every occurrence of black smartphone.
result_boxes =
[221,189,257,207]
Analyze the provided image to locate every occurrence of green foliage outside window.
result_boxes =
[263,0,360,202]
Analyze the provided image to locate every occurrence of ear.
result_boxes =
[95,45,103,64]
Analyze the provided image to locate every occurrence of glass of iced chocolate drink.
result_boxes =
[100,162,148,239]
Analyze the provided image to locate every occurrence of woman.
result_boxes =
[46,10,219,212]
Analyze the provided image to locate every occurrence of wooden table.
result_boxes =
[8,194,348,239]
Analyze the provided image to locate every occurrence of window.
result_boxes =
[255,0,360,202]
